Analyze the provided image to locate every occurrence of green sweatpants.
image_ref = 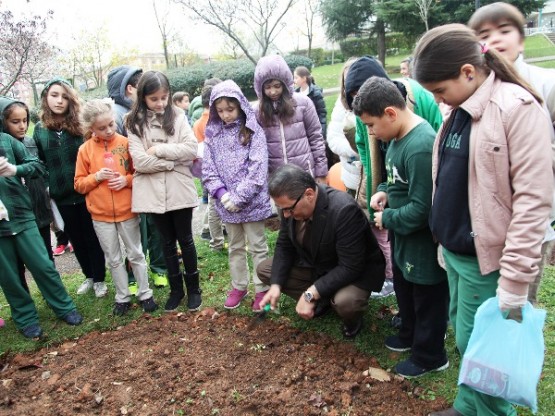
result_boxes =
[140,213,167,275]
[442,248,517,416]
[0,225,76,330]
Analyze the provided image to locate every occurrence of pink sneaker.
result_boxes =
[224,288,248,309]
[52,244,67,256]
[252,290,268,312]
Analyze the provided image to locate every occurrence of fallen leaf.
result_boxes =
[46,351,58,356]
[120,406,128,415]
[362,367,391,382]
[94,392,103,405]
[208,271,215,281]
[307,392,326,408]
[2,379,13,388]
[41,371,51,380]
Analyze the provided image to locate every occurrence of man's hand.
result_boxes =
[296,295,316,320]
[0,157,16,177]
[107,173,128,191]
[259,284,281,310]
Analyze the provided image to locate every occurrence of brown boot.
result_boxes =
[428,408,462,416]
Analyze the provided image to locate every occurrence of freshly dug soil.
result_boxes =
[0,311,447,416]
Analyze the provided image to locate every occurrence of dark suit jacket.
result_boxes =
[271,185,386,298]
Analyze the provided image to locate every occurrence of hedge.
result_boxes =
[339,32,416,58]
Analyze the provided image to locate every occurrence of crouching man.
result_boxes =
[258,164,385,338]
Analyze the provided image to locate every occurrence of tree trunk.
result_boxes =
[376,18,386,66]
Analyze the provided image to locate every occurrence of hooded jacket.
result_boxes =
[253,55,328,178]
[107,65,142,135]
[202,80,272,223]
[74,133,135,223]
[0,96,52,228]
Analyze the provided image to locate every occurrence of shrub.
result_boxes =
[283,54,313,72]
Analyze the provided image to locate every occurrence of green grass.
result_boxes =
[524,34,555,59]
[312,62,345,89]
[1,233,554,415]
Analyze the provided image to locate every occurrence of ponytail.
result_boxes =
[413,24,542,105]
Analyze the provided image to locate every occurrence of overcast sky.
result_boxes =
[2,0,327,57]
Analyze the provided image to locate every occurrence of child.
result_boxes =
[254,55,328,181]
[126,71,202,312]
[413,24,553,416]
[399,58,412,78]
[33,78,107,297]
[0,132,83,338]
[194,83,226,250]
[172,91,190,116]
[469,1,555,305]
[0,96,52,292]
[75,99,157,316]
[353,76,449,378]
[202,80,272,311]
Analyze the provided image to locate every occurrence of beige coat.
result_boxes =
[128,108,198,214]
[432,72,553,297]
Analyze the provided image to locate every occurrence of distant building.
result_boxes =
[528,0,555,32]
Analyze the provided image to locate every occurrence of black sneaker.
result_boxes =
[394,358,449,379]
[62,310,83,325]
[21,323,43,339]
[385,335,411,352]
[113,302,131,316]
[140,297,158,313]
[391,315,402,329]
[342,317,363,339]
[164,294,184,312]
[200,230,211,241]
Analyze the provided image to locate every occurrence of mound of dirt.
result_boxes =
[0,311,446,415]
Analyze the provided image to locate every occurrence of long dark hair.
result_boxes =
[294,66,315,85]
[126,71,176,137]
[40,82,83,136]
[213,96,252,146]
[412,24,542,104]
[258,79,295,127]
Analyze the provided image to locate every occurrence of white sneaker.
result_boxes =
[76,278,94,295]
[93,282,108,298]
[371,279,395,298]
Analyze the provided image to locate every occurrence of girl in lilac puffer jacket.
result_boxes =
[254,55,328,182]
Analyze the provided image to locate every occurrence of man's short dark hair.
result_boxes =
[172,91,189,104]
[268,164,316,199]
[352,76,406,117]
[128,70,143,88]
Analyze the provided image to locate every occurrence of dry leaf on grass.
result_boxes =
[362,367,391,382]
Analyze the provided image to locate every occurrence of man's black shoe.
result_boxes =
[342,317,363,339]
[313,299,331,318]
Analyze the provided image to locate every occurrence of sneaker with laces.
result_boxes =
[224,288,248,309]
[153,273,168,288]
[385,335,412,352]
[21,323,43,339]
[93,282,108,298]
[53,244,67,256]
[371,279,395,298]
[394,358,449,378]
[252,290,268,312]
[77,278,94,295]
[128,281,138,296]
[62,310,83,325]
[141,297,158,313]
[113,302,131,316]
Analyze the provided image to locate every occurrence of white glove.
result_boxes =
[221,192,240,212]
[0,157,16,177]
[497,286,528,311]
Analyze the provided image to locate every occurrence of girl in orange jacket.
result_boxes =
[75,99,157,316]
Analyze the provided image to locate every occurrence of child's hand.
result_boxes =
[107,173,127,191]
[221,192,240,212]
[95,168,115,182]
[373,211,384,230]
[370,191,387,211]
[0,157,16,177]
[146,146,157,156]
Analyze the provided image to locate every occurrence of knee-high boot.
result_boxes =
[184,271,202,311]
[165,272,185,312]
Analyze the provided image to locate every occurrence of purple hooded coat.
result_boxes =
[202,80,272,224]
[253,55,328,178]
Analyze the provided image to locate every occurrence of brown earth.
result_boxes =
[0,311,447,416]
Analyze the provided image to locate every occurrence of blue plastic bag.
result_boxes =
[458,297,546,413]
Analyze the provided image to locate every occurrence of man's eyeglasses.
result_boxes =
[281,192,305,214]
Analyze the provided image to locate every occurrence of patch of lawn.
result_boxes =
[312,63,345,89]
[1,232,553,415]
[524,34,555,58]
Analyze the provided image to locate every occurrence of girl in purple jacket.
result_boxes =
[202,80,272,312]
[254,55,328,182]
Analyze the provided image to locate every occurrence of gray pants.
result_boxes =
[202,196,225,250]
[257,257,370,322]
[93,217,153,303]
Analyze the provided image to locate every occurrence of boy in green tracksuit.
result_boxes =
[0,132,82,338]
[353,76,449,378]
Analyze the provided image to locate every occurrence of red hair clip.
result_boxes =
[480,43,489,55]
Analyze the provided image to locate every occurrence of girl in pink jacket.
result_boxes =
[413,24,553,416]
